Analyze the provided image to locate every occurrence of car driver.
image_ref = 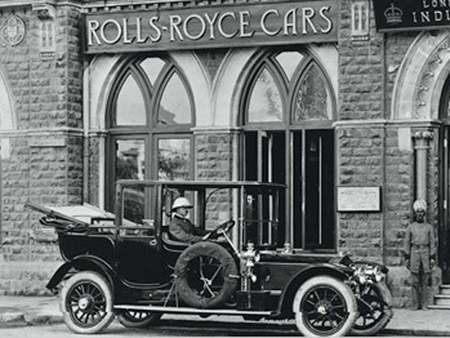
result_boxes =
[169,197,210,243]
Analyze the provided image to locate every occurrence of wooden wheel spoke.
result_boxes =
[209,264,223,284]
[314,290,321,301]
[334,311,345,320]
[328,293,338,303]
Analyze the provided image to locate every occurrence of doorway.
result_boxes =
[440,126,450,282]
[243,129,335,250]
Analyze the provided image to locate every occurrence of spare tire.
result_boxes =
[174,241,238,309]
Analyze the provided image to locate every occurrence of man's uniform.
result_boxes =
[404,200,436,309]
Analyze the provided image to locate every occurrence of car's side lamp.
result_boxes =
[282,242,292,254]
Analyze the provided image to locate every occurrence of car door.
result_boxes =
[116,220,168,284]
[115,185,168,285]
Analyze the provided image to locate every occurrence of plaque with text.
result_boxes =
[373,0,450,32]
[84,1,337,54]
[337,186,381,212]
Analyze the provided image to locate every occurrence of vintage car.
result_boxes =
[27,180,392,337]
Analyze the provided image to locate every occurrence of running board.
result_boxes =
[114,304,273,316]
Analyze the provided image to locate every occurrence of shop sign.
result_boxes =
[84,1,337,54]
[373,0,450,32]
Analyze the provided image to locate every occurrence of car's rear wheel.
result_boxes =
[60,271,115,334]
[292,275,358,337]
[117,311,162,328]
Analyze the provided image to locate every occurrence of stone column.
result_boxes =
[412,130,434,201]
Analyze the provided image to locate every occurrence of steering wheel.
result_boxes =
[202,219,235,241]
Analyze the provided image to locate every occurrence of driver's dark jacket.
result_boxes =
[169,213,208,243]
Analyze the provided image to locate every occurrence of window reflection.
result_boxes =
[116,74,146,126]
[158,73,191,125]
[115,140,145,180]
[248,68,283,122]
[293,63,331,122]
[123,187,145,225]
[158,139,190,181]
[116,140,146,224]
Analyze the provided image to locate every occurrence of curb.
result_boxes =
[23,313,63,326]
[2,310,450,336]
[383,328,450,336]
[0,311,27,328]
[0,311,63,328]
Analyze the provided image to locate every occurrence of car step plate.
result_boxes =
[114,304,273,316]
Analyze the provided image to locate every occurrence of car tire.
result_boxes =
[351,282,393,336]
[175,241,238,309]
[292,275,358,337]
[117,311,162,328]
[59,271,115,334]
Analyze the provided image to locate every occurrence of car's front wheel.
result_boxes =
[292,275,358,337]
[117,311,162,328]
[59,271,115,334]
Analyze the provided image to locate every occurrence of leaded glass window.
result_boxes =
[106,56,194,212]
[115,73,146,126]
[293,63,331,122]
[248,68,283,123]
[158,72,192,125]
[241,48,335,251]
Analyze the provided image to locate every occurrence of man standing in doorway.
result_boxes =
[404,199,436,310]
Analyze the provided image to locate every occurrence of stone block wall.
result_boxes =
[0,2,84,294]
[195,132,235,228]
[338,0,442,307]
[337,1,385,262]
[337,126,384,263]
[88,136,101,206]
[383,127,413,267]
[339,0,384,121]
[195,133,234,182]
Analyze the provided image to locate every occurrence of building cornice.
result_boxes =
[333,119,442,128]
[0,0,82,10]
[0,127,84,138]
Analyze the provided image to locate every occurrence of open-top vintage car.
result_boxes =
[27,180,392,336]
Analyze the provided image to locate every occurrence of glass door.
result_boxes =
[244,131,286,247]
[440,126,450,282]
[292,129,335,250]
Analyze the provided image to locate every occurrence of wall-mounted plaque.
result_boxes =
[372,0,450,32]
[337,186,381,212]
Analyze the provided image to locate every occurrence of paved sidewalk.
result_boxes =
[1,295,450,335]
[0,296,61,327]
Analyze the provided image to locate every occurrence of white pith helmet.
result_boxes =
[171,197,193,211]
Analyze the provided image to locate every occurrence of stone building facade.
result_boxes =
[0,0,447,307]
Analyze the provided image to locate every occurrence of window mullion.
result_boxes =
[301,130,306,250]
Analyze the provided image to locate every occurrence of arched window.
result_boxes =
[241,49,335,251]
[105,56,194,220]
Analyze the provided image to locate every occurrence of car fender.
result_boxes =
[277,263,353,317]
[46,255,116,292]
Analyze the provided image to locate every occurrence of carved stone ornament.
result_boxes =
[0,14,26,46]
[412,130,434,141]
[32,1,56,21]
